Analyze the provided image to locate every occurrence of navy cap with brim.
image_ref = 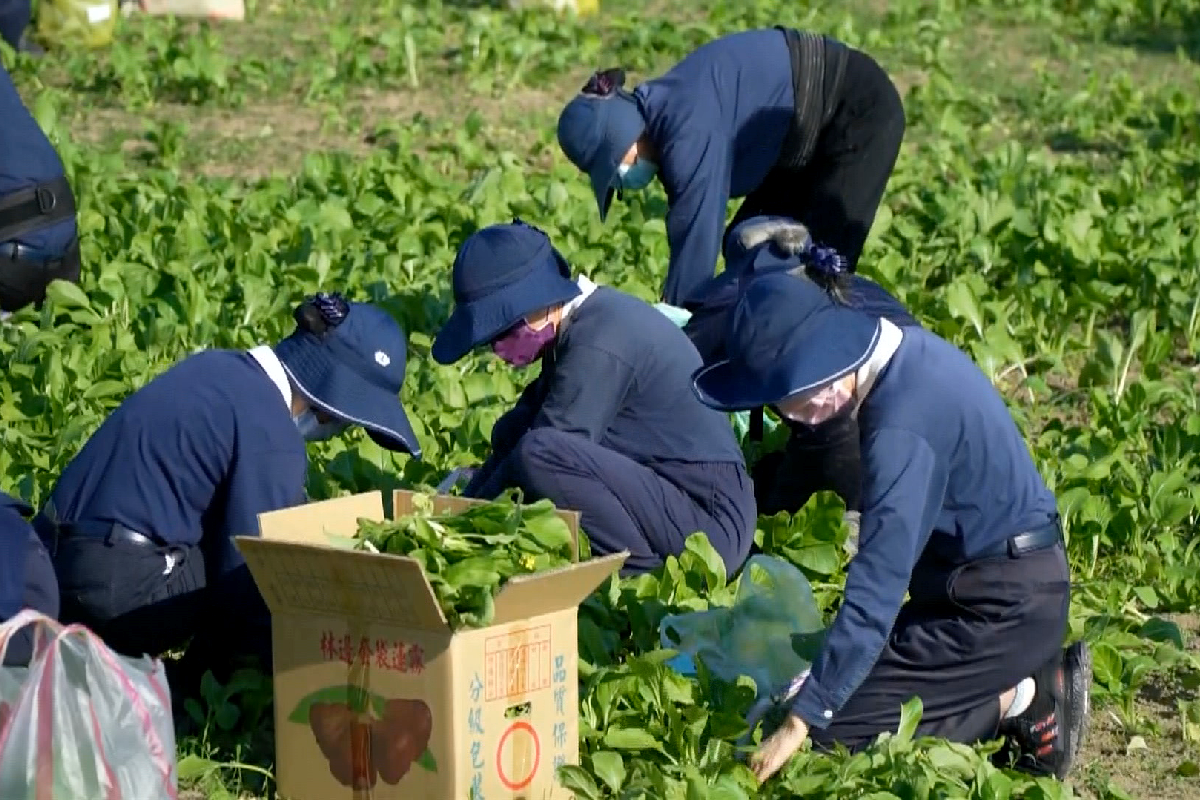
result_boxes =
[691,271,882,413]
[275,330,422,458]
[556,91,646,222]
[432,246,580,365]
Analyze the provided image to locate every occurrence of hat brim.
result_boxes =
[432,261,581,365]
[692,315,882,412]
[590,166,619,221]
[275,353,422,457]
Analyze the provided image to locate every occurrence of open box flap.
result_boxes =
[257,491,384,545]
[490,552,628,626]
[234,537,449,631]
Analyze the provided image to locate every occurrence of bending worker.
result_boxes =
[431,219,756,578]
[682,215,921,534]
[556,28,905,307]
[1,245,61,666]
[32,293,422,703]
[1,63,80,318]
[691,271,1091,782]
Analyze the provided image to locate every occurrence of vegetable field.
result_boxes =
[4,0,1200,797]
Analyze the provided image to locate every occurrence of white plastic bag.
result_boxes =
[659,555,826,699]
[0,609,179,800]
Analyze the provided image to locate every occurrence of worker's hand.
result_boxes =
[749,712,809,784]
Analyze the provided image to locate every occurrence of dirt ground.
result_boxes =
[1072,614,1200,800]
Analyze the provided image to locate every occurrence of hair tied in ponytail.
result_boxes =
[804,244,848,277]
[581,67,627,97]
[295,291,350,337]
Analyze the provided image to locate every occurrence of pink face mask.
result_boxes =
[491,320,556,367]
[782,379,855,427]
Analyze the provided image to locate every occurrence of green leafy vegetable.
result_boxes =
[355,489,575,629]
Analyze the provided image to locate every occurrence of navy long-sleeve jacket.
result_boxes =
[45,350,308,579]
[0,492,34,620]
[0,64,76,254]
[788,327,1059,729]
[489,287,746,481]
[633,29,795,306]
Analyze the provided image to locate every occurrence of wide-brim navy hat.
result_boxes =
[556,91,646,221]
[275,298,422,456]
[432,220,581,365]
[692,271,881,412]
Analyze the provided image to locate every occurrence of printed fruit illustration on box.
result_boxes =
[290,685,437,789]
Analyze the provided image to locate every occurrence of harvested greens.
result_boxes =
[355,490,576,630]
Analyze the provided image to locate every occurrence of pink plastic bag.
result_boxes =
[0,610,179,800]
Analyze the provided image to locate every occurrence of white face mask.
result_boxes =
[294,409,349,441]
[778,378,856,427]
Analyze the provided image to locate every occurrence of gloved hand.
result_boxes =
[740,668,811,748]
[435,466,479,495]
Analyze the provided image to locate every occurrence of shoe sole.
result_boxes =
[1060,640,1092,778]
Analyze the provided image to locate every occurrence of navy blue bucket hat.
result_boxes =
[691,272,881,412]
[274,293,422,456]
[556,70,647,221]
[432,220,581,365]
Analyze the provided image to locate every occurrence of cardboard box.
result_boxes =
[235,490,626,800]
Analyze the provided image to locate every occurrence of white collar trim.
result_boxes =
[248,345,293,411]
[852,318,903,415]
[558,275,598,332]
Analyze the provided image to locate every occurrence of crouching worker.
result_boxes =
[1,492,58,665]
[431,219,757,578]
[682,215,922,533]
[32,293,422,700]
[1,64,81,319]
[692,272,1091,781]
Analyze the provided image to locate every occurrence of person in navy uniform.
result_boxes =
[691,271,1091,782]
[681,215,922,540]
[0,0,40,54]
[0,493,58,666]
[555,28,905,308]
[0,64,79,319]
[1,235,62,666]
[431,219,757,578]
[32,293,422,699]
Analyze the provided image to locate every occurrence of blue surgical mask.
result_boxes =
[618,158,658,191]
[294,409,349,442]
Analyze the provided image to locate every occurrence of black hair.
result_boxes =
[581,68,627,97]
[744,220,851,303]
[294,292,350,337]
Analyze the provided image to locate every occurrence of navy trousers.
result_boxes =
[0,0,30,49]
[36,516,272,702]
[465,427,755,578]
[808,544,1070,751]
[2,526,60,667]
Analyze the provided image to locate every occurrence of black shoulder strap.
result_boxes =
[748,407,764,441]
[0,176,77,244]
